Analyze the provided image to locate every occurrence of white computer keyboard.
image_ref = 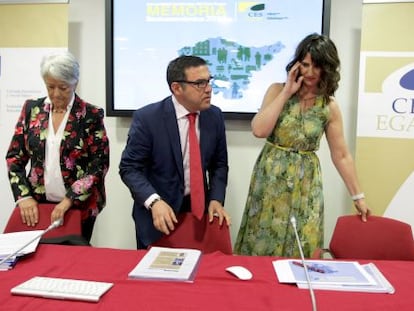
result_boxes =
[11,276,114,302]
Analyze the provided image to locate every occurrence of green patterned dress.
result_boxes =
[234,95,330,257]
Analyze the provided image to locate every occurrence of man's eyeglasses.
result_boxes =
[174,76,214,89]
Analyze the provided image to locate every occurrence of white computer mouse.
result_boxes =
[225,265,253,280]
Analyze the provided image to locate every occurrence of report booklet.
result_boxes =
[0,255,18,271]
[128,247,202,282]
[296,263,395,294]
[0,230,42,258]
[273,259,394,294]
[0,230,43,271]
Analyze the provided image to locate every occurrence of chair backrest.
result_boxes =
[150,212,232,254]
[4,204,83,243]
[329,215,414,260]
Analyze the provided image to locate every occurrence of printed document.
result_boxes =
[296,263,395,294]
[0,230,43,257]
[128,247,202,282]
[274,259,376,285]
[273,259,394,293]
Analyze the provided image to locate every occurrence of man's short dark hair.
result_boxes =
[166,55,207,91]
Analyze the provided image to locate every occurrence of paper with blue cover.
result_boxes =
[0,255,18,271]
[0,230,43,271]
[295,263,395,294]
[0,230,43,257]
[273,259,394,293]
[274,259,376,285]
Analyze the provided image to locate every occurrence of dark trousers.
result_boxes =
[82,217,96,243]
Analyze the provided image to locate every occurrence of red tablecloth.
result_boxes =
[1,244,413,311]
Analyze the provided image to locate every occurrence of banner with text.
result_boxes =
[356,1,414,228]
[0,3,68,230]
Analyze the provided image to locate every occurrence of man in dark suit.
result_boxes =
[119,55,230,249]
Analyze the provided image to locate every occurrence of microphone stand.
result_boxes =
[290,216,317,311]
[0,219,62,266]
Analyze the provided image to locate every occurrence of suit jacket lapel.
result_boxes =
[60,95,83,157]
[30,98,49,161]
[163,98,184,181]
[198,112,207,164]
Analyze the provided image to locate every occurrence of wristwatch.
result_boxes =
[148,197,162,209]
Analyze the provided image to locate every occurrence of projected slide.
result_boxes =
[110,0,325,115]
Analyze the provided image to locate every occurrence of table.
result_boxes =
[1,244,413,310]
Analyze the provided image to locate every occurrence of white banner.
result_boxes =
[0,3,68,231]
[355,2,414,231]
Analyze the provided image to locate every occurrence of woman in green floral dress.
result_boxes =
[234,34,371,257]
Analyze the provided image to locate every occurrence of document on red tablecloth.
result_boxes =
[274,259,376,286]
[0,255,18,271]
[296,263,395,294]
[128,247,202,282]
[0,230,42,257]
[0,230,43,271]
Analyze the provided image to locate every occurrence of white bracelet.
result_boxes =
[351,193,365,201]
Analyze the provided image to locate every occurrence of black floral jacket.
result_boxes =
[5,95,110,220]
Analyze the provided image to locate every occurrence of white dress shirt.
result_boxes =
[144,96,200,208]
[44,95,74,202]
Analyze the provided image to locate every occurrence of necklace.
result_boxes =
[52,107,67,114]
[302,96,317,102]
[300,95,317,113]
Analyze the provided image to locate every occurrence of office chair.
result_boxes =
[312,215,414,260]
[3,203,88,245]
[150,213,233,254]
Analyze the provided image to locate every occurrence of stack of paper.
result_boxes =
[273,259,395,294]
[128,246,202,282]
[0,255,18,271]
[0,230,43,271]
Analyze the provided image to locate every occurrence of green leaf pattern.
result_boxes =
[234,96,329,257]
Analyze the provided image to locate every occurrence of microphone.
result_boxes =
[47,218,64,230]
[290,215,317,311]
[0,218,63,266]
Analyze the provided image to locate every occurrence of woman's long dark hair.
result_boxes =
[286,33,340,103]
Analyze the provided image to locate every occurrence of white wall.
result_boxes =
[0,0,363,250]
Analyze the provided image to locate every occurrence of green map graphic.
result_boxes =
[178,37,285,99]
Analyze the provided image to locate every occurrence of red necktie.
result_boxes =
[187,113,205,220]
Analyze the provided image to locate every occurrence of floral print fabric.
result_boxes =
[234,96,329,257]
[5,95,110,220]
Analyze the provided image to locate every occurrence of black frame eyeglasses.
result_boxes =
[174,76,214,89]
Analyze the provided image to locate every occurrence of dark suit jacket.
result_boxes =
[119,96,228,246]
[5,95,110,221]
